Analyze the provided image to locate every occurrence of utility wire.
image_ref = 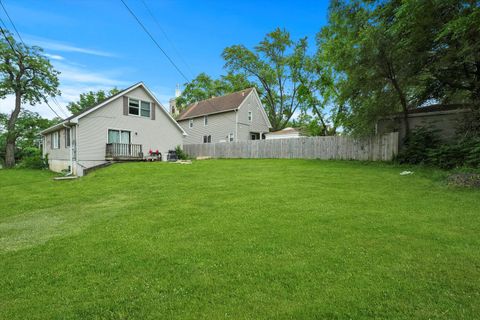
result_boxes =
[119,0,243,130]
[120,0,190,82]
[0,0,24,45]
[0,5,66,119]
[140,0,195,79]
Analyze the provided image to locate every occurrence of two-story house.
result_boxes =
[41,82,186,176]
[176,88,272,144]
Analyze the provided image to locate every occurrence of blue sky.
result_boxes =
[0,0,329,118]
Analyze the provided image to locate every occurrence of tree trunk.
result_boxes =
[4,91,21,168]
[390,77,410,137]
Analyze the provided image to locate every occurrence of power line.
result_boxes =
[119,0,190,82]
[52,97,69,118]
[119,0,243,130]
[0,6,66,119]
[0,0,25,46]
[140,0,195,79]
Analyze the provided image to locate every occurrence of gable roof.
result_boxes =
[177,88,255,120]
[41,82,186,135]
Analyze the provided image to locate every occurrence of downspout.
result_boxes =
[235,109,238,142]
[62,123,73,176]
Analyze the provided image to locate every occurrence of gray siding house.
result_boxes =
[41,82,186,176]
[176,88,272,144]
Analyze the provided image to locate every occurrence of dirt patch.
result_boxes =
[447,173,480,188]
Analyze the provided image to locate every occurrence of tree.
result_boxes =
[0,28,60,168]
[0,110,59,162]
[175,72,256,111]
[67,88,120,114]
[222,28,310,131]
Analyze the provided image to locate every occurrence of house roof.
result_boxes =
[266,127,304,135]
[177,88,255,120]
[406,103,471,114]
[40,82,186,135]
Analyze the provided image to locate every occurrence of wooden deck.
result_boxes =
[105,143,143,161]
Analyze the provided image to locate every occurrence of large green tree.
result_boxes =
[0,110,59,162]
[67,88,120,114]
[222,28,310,131]
[175,72,256,111]
[0,28,60,168]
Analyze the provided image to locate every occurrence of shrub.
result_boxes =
[397,126,480,169]
[18,149,48,169]
[175,145,188,160]
[397,127,440,165]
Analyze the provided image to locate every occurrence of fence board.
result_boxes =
[183,132,399,162]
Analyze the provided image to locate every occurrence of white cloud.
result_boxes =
[44,53,65,61]
[25,35,116,58]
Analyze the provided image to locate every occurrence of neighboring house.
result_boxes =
[41,82,186,176]
[265,127,305,140]
[376,104,472,145]
[176,88,272,144]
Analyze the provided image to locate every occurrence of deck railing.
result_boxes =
[105,143,143,160]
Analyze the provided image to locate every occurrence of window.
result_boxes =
[128,98,151,118]
[65,128,71,147]
[108,129,130,144]
[204,115,208,126]
[248,111,252,122]
[189,119,193,128]
[51,131,60,149]
[141,101,151,117]
[203,135,211,143]
[228,133,234,142]
[129,99,139,115]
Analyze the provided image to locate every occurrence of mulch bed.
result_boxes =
[447,173,480,188]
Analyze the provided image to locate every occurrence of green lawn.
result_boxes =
[0,160,479,319]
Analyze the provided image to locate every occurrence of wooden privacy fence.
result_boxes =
[183,132,399,161]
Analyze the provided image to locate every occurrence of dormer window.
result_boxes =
[129,98,151,118]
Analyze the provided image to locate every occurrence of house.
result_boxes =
[40,82,186,176]
[265,127,305,140]
[176,88,272,144]
[376,104,472,145]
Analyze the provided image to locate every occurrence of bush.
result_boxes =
[18,149,48,169]
[397,127,480,169]
[175,145,189,160]
[397,127,440,165]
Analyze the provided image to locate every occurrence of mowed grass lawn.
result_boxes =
[0,160,479,319]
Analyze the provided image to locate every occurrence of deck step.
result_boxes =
[53,176,79,181]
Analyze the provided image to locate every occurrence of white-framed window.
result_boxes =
[108,129,130,144]
[65,128,71,147]
[51,131,60,149]
[204,115,208,126]
[203,135,211,143]
[129,98,151,118]
[248,111,252,122]
[141,101,151,117]
[228,132,234,142]
[189,119,193,128]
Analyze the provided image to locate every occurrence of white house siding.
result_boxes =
[236,92,271,140]
[43,127,72,172]
[76,86,183,170]
[178,111,237,144]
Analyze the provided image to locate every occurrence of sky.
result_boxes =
[0,0,329,119]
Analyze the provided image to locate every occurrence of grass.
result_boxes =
[0,159,479,319]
